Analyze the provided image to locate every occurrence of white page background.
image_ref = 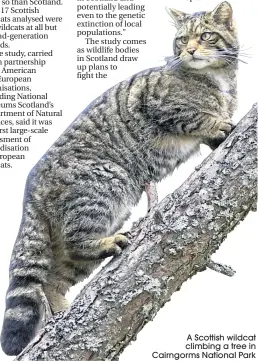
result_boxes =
[0,0,257,360]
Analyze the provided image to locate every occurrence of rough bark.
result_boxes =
[15,105,257,361]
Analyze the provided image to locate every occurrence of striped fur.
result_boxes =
[1,203,51,355]
[1,2,239,355]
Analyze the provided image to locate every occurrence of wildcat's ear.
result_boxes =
[211,1,233,28]
[166,8,187,28]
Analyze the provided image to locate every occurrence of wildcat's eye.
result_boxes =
[180,36,189,44]
[201,32,212,41]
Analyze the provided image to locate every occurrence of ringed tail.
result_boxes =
[1,202,51,356]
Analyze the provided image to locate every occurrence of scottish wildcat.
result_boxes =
[1,1,238,356]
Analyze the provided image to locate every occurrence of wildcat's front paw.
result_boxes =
[204,119,235,150]
[212,119,235,140]
[98,234,129,258]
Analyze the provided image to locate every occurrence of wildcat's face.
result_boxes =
[167,2,239,70]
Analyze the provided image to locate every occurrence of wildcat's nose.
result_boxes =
[187,47,197,55]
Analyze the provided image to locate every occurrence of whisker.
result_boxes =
[169,61,183,69]
[240,47,253,52]
[168,20,177,27]
[233,45,252,52]
[198,51,248,65]
[165,55,180,63]
[225,50,252,58]
[235,53,251,58]
[216,55,248,64]
[227,45,252,56]
[215,49,250,62]
[164,56,183,70]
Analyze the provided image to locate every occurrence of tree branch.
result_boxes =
[15,105,257,361]
[207,259,236,277]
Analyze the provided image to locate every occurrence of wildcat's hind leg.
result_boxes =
[38,287,53,324]
[61,187,131,262]
[44,277,71,313]
[44,256,108,313]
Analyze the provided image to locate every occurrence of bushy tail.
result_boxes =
[1,203,51,356]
